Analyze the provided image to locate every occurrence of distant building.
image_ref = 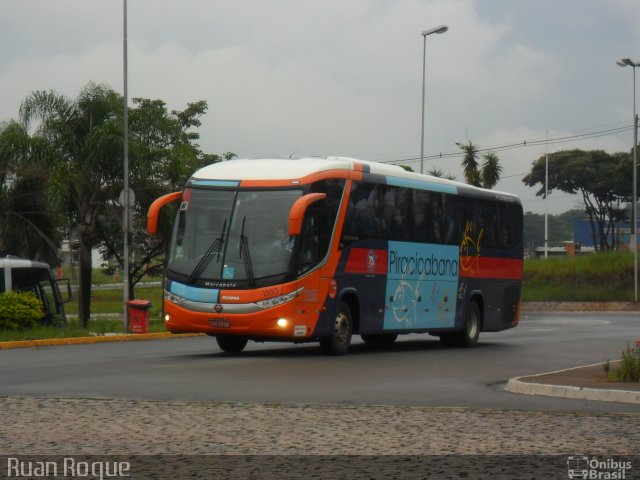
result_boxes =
[573,220,638,250]
[60,239,104,269]
[534,243,595,258]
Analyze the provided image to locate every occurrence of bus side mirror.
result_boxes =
[147,191,183,234]
[288,193,327,236]
[56,278,72,303]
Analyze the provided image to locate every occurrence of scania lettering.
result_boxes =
[147,157,523,355]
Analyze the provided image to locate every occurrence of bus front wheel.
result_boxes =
[320,301,353,355]
[216,335,248,354]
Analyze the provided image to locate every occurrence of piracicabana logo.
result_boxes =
[567,456,632,479]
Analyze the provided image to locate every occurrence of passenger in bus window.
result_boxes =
[273,226,294,252]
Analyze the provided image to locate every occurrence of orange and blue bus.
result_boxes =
[147,157,523,355]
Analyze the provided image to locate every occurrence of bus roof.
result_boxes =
[0,257,52,270]
[189,157,521,203]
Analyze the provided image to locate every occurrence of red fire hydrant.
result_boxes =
[127,299,151,334]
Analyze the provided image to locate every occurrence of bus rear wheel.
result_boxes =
[320,301,352,355]
[440,301,480,348]
[216,335,248,354]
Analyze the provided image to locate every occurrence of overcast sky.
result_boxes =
[1,0,638,214]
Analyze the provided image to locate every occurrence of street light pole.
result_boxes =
[617,57,639,302]
[545,146,549,259]
[420,25,448,174]
[123,0,130,326]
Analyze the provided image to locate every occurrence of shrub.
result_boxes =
[607,343,640,383]
[0,291,44,330]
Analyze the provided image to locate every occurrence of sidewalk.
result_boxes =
[0,332,202,349]
[521,301,639,312]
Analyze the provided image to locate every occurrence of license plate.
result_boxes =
[208,319,231,328]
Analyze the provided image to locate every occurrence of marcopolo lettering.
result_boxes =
[389,250,458,277]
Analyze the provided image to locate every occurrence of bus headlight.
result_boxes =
[256,288,304,309]
[165,290,187,305]
[277,318,288,328]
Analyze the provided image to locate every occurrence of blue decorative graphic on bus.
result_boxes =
[168,280,219,303]
[188,179,240,187]
[384,241,459,330]
[386,176,457,195]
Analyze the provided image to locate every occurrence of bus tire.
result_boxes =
[361,333,398,346]
[216,335,248,354]
[439,301,480,348]
[460,300,481,347]
[320,301,353,355]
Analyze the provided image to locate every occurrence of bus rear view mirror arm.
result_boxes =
[288,193,327,236]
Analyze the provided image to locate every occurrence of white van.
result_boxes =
[0,257,72,324]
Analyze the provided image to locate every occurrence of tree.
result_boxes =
[458,141,480,187]
[16,82,229,324]
[427,166,456,180]
[523,209,586,251]
[20,82,124,327]
[457,141,502,189]
[97,98,232,299]
[480,152,502,189]
[0,120,61,263]
[522,149,631,251]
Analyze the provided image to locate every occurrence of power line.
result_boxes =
[379,123,634,166]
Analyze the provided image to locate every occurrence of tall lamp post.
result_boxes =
[420,25,448,174]
[617,57,639,302]
[123,0,130,326]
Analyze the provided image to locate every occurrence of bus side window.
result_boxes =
[298,200,336,274]
[352,183,377,239]
[298,211,320,273]
[412,190,429,243]
[384,186,413,241]
[309,179,346,246]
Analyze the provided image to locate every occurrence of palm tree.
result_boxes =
[20,82,123,327]
[458,141,481,187]
[480,152,502,189]
[427,166,457,181]
[0,120,60,262]
[427,167,444,178]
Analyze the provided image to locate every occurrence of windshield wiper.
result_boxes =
[188,218,227,284]
[239,216,256,288]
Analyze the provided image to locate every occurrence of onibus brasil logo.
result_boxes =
[567,456,632,479]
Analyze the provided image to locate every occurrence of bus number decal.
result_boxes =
[304,289,319,302]
[262,287,280,299]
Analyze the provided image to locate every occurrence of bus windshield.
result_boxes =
[167,188,303,285]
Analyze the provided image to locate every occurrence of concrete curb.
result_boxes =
[0,332,204,350]
[505,363,640,405]
[521,301,639,312]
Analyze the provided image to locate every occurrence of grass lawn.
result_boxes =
[522,251,635,302]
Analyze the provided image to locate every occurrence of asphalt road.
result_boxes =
[1,312,638,412]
